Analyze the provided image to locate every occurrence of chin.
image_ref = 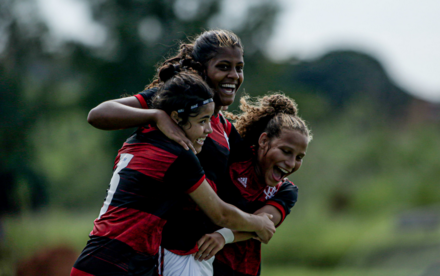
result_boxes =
[195,146,203,154]
[220,98,235,107]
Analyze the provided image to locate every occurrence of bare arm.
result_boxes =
[87,97,157,130]
[194,205,282,261]
[87,97,196,153]
[189,181,275,238]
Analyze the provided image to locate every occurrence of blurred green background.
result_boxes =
[1,0,440,275]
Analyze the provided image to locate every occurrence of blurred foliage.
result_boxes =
[1,0,440,274]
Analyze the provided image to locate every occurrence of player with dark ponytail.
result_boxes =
[71,69,276,276]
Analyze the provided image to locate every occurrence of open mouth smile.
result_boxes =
[196,137,206,146]
[220,83,237,94]
[272,166,291,182]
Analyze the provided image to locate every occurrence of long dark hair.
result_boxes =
[151,64,214,126]
[147,29,243,89]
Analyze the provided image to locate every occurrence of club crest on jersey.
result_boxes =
[237,177,247,188]
[264,186,278,200]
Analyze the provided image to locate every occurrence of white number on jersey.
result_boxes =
[97,153,134,219]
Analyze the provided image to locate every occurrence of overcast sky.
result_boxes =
[37,0,440,103]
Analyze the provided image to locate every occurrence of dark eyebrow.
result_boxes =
[218,60,244,65]
[200,115,211,120]
[282,145,306,155]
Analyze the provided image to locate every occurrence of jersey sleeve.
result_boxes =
[134,87,159,109]
[164,149,206,194]
[266,180,298,227]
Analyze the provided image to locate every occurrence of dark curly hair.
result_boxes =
[147,29,243,89]
[151,66,214,126]
[227,93,312,147]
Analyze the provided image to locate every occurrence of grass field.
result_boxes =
[2,210,440,276]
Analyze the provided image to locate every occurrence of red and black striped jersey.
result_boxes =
[134,90,242,255]
[214,143,298,276]
[72,127,205,276]
[135,89,297,271]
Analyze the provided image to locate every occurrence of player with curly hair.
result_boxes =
[191,93,312,276]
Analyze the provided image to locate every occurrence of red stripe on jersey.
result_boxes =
[185,175,205,194]
[205,178,217,193]
[134,94,148,109]
[265,200,286,227]
[140,126,156,134]
[70,267,94,276]
[222,113,232,136]
[215,239,261,276]
[168,244,199,256]
[91,205,166,255]
[208,115,229,150]
[116,142,177,181]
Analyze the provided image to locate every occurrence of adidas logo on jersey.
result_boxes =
[237,177,247,188]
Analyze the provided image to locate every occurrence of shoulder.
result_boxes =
[136,87,159,109]
[279,179,298,192]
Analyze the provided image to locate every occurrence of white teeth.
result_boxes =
[221,84,236,89]
[279,167,289,174]
[197,138,205,142]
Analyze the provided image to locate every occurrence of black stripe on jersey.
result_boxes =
[108,168,182,218]
[73,236,157,276]
[197,138,229,183]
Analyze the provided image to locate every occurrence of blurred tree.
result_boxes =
[0,0,51,212]
[278,51,413,122]
[0,0,280,210]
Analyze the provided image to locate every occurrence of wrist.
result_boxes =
[215,228,234,244]
[254,214,264,232]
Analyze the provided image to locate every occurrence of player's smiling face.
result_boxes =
[180,102,215,154]
[205,46,244,110]
[256,129,308,187]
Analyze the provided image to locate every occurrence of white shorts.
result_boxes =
[158,246,214,276]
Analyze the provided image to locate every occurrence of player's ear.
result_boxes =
[258,132,269,149]
[170,111,182,125]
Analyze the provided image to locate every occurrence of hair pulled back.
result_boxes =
[147,29,243,89]
[228,94,312,147]
[152,66,213,126]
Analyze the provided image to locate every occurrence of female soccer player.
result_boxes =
[70,68,275,276]
[85,30,294,275]
[194,94,312,276]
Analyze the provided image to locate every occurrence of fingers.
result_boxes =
[194,233,225,261]
[204,245,221,260]
[194,242,214,261]
[176,137,197,154]
[187,142,197,155]
[156,115,198,154]
[257,212,273,220]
